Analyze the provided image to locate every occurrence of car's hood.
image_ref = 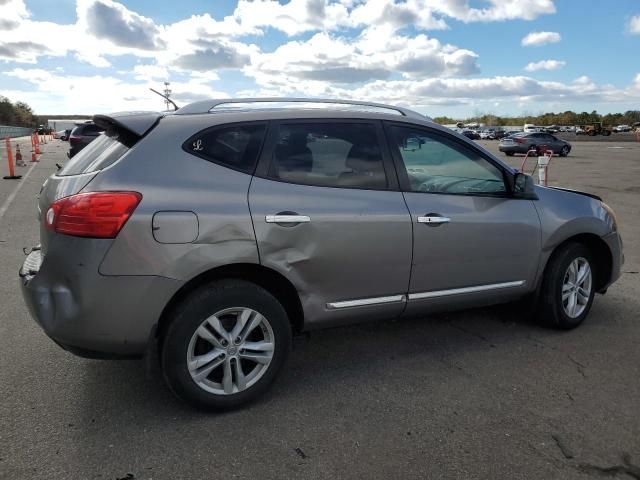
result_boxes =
[542,185,602,201]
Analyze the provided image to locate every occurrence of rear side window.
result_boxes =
[58,132,129,177]
[267,123,388,190]
[184,123,266,173]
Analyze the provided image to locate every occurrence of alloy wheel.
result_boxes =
[561,257,592,318]
[187,307,275,395]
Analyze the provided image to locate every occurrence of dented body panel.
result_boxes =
[249,176,412,328]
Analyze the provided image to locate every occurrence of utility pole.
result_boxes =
[163,82,172,111]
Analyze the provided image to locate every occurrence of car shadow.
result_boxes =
[75,303,558,423]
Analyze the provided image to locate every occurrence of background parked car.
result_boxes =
[68,122,104,158]
[499,132,572,156]
[614,125,632,132]
[490,129,507,140]
[503,130,522,137]
[461,130,480,140]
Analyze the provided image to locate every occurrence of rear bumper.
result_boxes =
[19,244,181,358]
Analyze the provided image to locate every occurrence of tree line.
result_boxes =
[0,96,39,127]
[433,110,640,127]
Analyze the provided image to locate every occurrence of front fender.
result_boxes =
[532,186,615,288]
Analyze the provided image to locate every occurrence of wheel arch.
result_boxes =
[156,263,305,342]
[540,233,613,293]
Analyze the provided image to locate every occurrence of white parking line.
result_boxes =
[0,163,37,222]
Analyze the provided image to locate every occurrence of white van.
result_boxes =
[523,124,539,133]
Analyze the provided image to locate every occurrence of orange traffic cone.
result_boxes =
[3,137,21,180]
[15,144,26,166]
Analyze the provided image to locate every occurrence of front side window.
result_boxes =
[185,123,266,173]
[389,126,506,195]
[267,123,387,189]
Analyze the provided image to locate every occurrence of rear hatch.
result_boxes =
[38,111,162,253]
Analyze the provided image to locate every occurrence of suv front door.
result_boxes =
[385,124,541,315]
[249,120,412,328]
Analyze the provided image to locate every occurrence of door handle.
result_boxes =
[417,215,451,225]
[265,214,311,224]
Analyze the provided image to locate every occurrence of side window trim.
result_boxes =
[382,121,512,197]
[254,118,399,191]
[181,120,269,175]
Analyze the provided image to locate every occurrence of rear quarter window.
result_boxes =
[183,123,267,174]
[57,133,129,176]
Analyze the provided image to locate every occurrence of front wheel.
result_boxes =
[161,280,292,410]
[505,151,514,156]
[537,243,596,329]
[560,145,570,157]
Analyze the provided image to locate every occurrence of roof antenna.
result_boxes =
[149,86,179,111]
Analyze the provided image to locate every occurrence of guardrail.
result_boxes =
[0,125,34,139]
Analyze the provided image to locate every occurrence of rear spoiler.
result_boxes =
[93,111,163,138]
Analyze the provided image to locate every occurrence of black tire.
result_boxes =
[505,151,514,156]
[536,243,596,330]
[161,279,292,410]
[560,145,570,157]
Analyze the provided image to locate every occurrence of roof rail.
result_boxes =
[174,97,428,120]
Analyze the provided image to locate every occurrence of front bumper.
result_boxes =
[19,243,181,358]
[601,231,624,291]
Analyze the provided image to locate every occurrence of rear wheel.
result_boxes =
[560,145,570,157]
[505,151,514,156]
[537,243,595,329]
[161,280,292,410]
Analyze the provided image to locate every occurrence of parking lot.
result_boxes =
[1,138,639,479]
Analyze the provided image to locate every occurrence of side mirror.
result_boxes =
[512,172,538,199]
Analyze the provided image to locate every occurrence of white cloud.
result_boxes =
[521,31,561,47]
[230,0,556,36]
[233,0,351,36]
[0,0,29,29]
[80,0,165,50]
[247,26,480,93]
[424,0,556,22]
[524,59,566,72]
[4,0,639,116]
[132,64,170,81]
[3,68,229,113]
[629,15,640,34]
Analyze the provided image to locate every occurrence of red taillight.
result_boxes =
[44,192,142,238]
[69,135,81,145]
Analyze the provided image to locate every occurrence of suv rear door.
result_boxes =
[385,123,541,315]
[249,120,412,328]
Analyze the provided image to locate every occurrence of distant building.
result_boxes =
[47,119,89,131]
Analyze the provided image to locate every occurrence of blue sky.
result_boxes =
[1,0,639,118]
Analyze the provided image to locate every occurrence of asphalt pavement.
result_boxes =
[0,139,639,479]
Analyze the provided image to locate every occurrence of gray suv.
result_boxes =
[19,98,623,410]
